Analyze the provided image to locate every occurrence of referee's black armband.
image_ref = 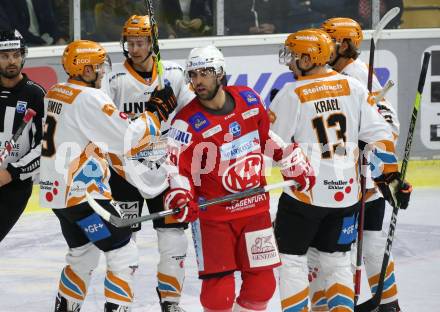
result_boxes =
[6,158,40,181]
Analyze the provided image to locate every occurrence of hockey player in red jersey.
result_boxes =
[40,40,163,312]
[100,15,194,312]
[163,45,316,312]
[270,28,410,312]
[319,17,412,312]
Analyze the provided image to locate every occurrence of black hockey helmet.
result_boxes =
[0,29,28,64]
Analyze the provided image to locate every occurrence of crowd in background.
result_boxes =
[0,0,409,46]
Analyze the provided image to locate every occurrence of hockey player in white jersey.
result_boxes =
[320,18,412,312]
[270,28,410,312]
[40,40,162,312]
[101,15,194,312]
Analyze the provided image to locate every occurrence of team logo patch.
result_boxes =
[239,90,260,106]
[16,101,27,113]
[337,214,357,245]
[245,227,280,268]
[229,121,241,137]
[202,125,222,138]
[117,201,140,230]
[220,130,260,160]
[102,103,116,116]
[189,112,210,132]
[77,213,111,242]
[168,127,192,145]
[222,154,262,193]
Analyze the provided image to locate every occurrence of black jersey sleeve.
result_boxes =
[6,78,45,181]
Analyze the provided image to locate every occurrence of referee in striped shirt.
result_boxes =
[0,29,45,242]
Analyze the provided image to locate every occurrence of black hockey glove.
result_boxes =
[374,172,412,209]
[377,103,393,124]
[270,88,279,102]
[147,85,177,122]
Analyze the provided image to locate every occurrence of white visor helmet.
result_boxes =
[185,45,225,82]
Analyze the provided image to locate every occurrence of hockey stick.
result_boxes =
[86,180,299,228]
[356,52,431,312]
[374,79,394,103]
[144,0,165,89]
[354,7,401,306]
[0,109,36,165]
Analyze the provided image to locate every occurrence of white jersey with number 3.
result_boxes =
[39,80,160,208]
[270,70,397,208]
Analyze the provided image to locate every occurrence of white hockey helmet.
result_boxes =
[185,45,225,81]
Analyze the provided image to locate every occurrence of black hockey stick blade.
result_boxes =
[355,51,431,312]
[86,180,299,228]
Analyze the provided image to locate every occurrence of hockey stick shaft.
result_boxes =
[355,8,399,305]
[87,180,299,228]
[355,52,431,312]
[374,79,394,103]
[0,109,36,164]
[144,0,164,89]
[355,28,377,307]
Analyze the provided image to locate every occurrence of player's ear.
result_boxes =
[82,65,92,76]
[303,54,312,66]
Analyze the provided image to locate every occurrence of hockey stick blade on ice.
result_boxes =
[355,52,431,312]
[87,180,299,228]
[0,109,36,165]
[355,8,400,305]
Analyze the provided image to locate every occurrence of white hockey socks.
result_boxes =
[364,231,399,304]
[279,253,309,312]
[307,248,328,311]
[319,251,354,311]
[104,239,138,309]
[56,243,101,310]
[156,228,188,303]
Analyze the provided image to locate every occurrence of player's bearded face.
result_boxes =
[288,54,302,79]
[127,37,151,64]
[189,68,219,100]
[0,50,23,79]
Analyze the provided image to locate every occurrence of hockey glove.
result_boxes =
[377,103,393,124]
[164,188,199,222]
[280,144,316,192]
[375,172,412,209]
[146,85,178,122]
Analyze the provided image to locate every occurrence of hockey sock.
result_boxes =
[201,274,235,310]
[319,251,354,311]
[104,239,138,307]
[308,248,328,311]
[156,228,187,303]
[236,269,275,310]
[56,265,90,311]
[364,231,399,304]
[279,253,309,312]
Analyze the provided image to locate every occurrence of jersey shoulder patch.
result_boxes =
[188,111,210,132]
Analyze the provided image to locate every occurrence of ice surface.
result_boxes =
[1,188,439,311]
